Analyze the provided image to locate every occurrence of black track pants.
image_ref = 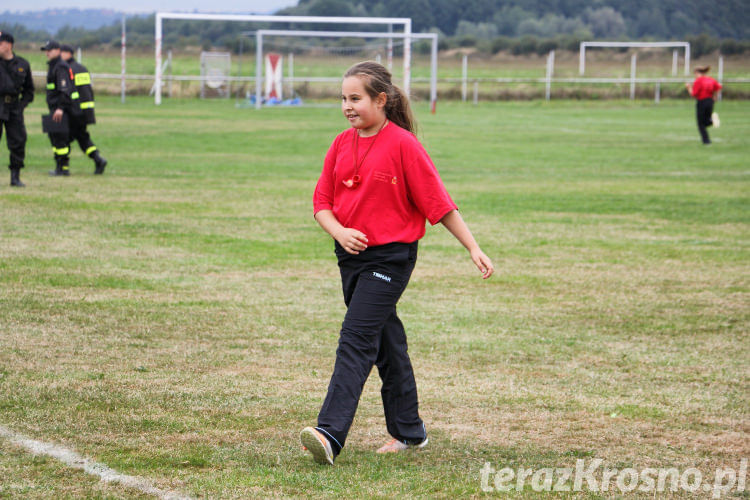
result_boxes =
[0,105,27,169]
[696,98,714,144]
[316,241,426,456]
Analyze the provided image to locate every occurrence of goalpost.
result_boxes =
[579,41,691,76]
[154,12,412,105]
[254,30,439,112]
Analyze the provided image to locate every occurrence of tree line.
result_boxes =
[281,0,749,40]
[1,0,747,57]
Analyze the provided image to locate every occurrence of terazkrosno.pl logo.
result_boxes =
[480,458,747,498]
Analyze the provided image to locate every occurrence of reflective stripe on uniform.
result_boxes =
[71,92,80,99]
[85,146,97,155]
[74,72,91,86]
[80,101,95,109]
[46,83,55,90]
[53,147,70,156]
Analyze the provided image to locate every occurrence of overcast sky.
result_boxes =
[4,0,297,14]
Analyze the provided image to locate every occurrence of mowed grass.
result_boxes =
[0,97,748,498]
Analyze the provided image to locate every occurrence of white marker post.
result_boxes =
[545,50,555,101]
[462,54,468,102]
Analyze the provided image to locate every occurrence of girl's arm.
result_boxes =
[440,209,494,279]
[314,209,368,255]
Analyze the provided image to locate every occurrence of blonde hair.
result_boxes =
[344,61,417,134]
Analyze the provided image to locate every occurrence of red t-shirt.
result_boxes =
[691,75,722,100]
[313,122,457,246]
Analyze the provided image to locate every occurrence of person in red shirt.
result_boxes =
[301,61,494,465]
[685,66,722,144]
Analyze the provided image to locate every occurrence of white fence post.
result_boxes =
[630,54,637,100]
[718,55,724,101]
[461,54,468,102]
[672,49,678,76]
[655,82,660,104]
[430,35,438,113]
[545,50,554,101]
[473,80,478,105]
[155,13,162,105]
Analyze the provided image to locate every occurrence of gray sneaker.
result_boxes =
[300,427,334,465]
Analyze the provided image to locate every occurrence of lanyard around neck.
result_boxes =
[343,120,388,189]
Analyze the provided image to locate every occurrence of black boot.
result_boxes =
[10,167,25,187]
[91,150,107,175]
[49,159,70,176]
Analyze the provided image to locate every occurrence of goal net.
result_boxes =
[238,31,408,108]
[238,29,438,113]
[200,51,231,98]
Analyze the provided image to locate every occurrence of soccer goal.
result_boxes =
[154,12,412,105]
[252,30,439,112]
[579,41,691,76]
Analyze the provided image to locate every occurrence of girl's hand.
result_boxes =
[336,228,368,254]
[470,248,494,279]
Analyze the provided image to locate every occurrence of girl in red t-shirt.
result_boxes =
[685,66,722,144]
[301,61,494,465]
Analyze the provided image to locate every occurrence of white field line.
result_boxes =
[0,425,193,500]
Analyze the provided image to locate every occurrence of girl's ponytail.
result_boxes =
[344,61,417,134]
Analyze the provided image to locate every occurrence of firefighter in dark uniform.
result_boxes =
[42,40,78,176]
[0,31,34,187]
[60,44,107,174]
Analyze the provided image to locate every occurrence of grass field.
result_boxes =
[0,97,748,498]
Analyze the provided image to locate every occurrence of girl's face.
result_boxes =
[341,76,387,136]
